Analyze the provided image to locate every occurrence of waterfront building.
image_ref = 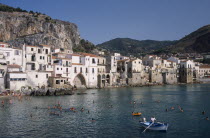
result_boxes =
[106,53,129,73]
[25,44,52,88]
[0,42,23,66]
[143,55,163,84]
[167,56,181,64]
[198,65,210,78]
[161,60,178,84]
[6,64,27,90]
[0,65,7,91]
[50,51,100,89]
[127,58,147,86]
[179,60,195,83]
[0,41,209,92]
[143,55,162,68]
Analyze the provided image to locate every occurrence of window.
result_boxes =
[92,58,96,64]
[61,68,62,70]
[57,68,59,70]
[80,67,82,73]
[6,52,10,56]
[15,50,19,55]
[31,48,34,51]
[56,80,60,84]
[40,56,42,59]
[36,75,38,78]
[86,68,88,73]
[92,68,94,73]
[38,49,41,53]
[61,80,63,82]
[43,56,45,60]
[74,67,77,73]
[66,68,68,73]
[46,74,48,78]
[46,49,48,54]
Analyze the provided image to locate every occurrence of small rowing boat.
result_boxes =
[132,112,142,116]
[140,121,168,132]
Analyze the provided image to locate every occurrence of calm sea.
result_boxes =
[0,84,210,138]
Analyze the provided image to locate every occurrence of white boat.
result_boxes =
[140,121,169,132]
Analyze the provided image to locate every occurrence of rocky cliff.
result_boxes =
[0,11,80,50]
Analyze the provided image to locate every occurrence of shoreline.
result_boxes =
[1,81,209,97]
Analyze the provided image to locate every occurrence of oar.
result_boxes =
[142,122,154,133]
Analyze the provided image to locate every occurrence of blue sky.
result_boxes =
[1,0,210,44]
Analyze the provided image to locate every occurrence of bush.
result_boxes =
[0,5,28,13]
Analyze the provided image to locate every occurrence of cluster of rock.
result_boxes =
[22,87,74,96]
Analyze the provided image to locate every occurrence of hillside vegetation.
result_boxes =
[97,38,177,56]
[168,25,210,53]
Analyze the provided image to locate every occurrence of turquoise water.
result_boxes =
[0,84,210,138]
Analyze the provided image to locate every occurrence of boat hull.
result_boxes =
[140,122,169,131]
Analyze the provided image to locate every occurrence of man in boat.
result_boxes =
[151,117,156,123]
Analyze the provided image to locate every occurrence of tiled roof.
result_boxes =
[60,58,71,60]
[117,59,129,62]
[72,63,83,65]
[199,65,210,68]
[7,64,21,68]
[70,53,82,57]
[26,45,37,48]
[13,47,22,50]
[0,42,8,45]
[7,71,25,74]
[77,52,99,57]
[53,52,66,55]
[52,56,57,59]
[49,76,67,79]
[166,60,175,63]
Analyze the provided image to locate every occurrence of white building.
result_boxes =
[25,44,52,88]
[6,64,27,91]
[198,65,210,78]
[0,42,23,66]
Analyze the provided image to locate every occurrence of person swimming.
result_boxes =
[170,107,175,110]
[91,118,96,122]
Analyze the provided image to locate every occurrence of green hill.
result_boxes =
[97,38,177,56]
[168,25,210,53]
[97,25,210,56]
